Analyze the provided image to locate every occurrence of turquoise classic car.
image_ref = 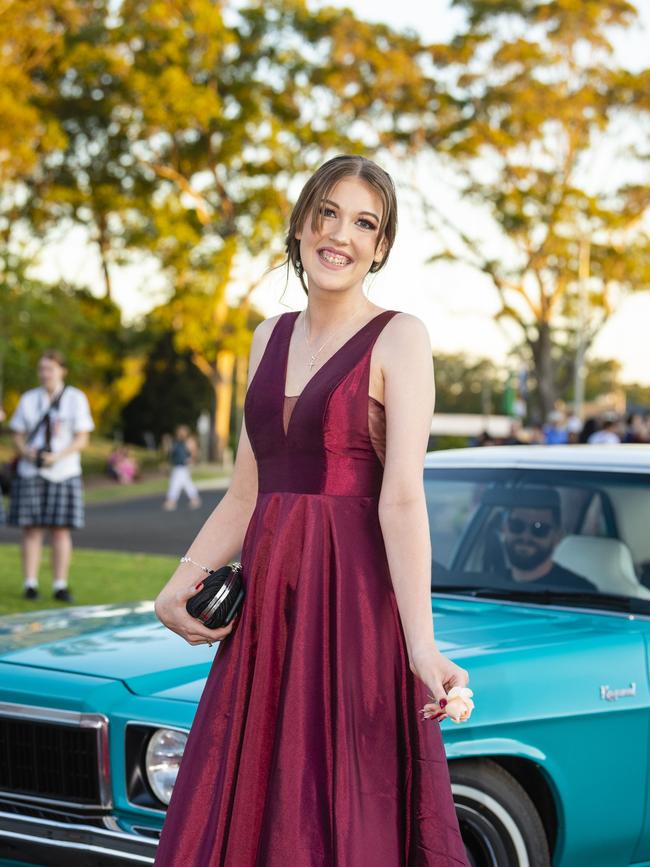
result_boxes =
[1,444,650,867]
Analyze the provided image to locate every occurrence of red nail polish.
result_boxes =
[439,698,447,708]
[195,582,204,590]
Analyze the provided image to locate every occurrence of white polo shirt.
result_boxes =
[9,385,95,482]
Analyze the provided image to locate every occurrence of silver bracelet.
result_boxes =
[179,556,211,574]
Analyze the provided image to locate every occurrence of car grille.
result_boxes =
[0,703,111,809]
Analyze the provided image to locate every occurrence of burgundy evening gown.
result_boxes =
[153,309,469,867]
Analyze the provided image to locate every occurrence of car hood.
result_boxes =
[0,601,214,701]
[0,597,636,703]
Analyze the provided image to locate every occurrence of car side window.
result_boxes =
[427,480,487,569]
[425,467,650,605]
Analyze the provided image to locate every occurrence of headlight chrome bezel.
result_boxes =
[125,722,189,812]
[144,728,188,805]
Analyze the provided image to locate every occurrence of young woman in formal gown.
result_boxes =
[152,154,471,866]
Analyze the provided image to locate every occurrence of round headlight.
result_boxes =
[144,728,188,805]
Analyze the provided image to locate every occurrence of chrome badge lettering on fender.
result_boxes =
[600,682,637,701]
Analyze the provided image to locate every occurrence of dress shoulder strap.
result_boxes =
[358,309,401,352]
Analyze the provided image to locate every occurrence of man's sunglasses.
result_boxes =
[505,516,555,539]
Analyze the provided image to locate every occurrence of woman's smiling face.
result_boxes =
[295,176,387,294]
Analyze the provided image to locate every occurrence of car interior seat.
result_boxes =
[482,510,508,574]
[552,535,650,600]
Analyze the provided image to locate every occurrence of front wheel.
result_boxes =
[451,758,552,867]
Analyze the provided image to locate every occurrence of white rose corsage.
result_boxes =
[421,686,474,724]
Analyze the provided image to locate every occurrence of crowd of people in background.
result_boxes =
[475,410,650,447]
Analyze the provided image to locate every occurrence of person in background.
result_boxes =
[163,424,202,511]
[578,415,598,443]
[587,417,621,444]
[528,423,545,444]
[566,412,583,444]
[107,445,139,484]
[107,446,123,481]
[543,409,568,444]
[503,420,525,445]
[623,412,647,444]
[640,416,650,443]
[8,350,94,601]
[474,430,496,447]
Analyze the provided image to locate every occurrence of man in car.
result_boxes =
[500,489,598,591]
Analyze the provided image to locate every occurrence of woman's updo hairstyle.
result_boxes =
[284,154,398,296]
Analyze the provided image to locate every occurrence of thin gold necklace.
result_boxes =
[302,305,369,370]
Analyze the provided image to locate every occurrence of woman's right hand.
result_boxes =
[154,581,238,646]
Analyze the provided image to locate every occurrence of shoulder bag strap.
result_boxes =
[24,385,68,446]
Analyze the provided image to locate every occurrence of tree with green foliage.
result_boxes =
[418,0,650,420]
[0,0,86,187]
[431,352,509,415]
[5,0,434,459]
[110,0,433,459]
[15,0,155,301]
[121,330,214,446]
[0,257,127,430]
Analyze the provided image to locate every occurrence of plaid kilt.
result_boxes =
[8,474,85,529]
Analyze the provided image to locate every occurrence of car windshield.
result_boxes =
[425,467,650,614]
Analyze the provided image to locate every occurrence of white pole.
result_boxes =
[573,236,590,421]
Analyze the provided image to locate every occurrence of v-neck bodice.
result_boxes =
[283,394,386,465]
[244,309,399,496]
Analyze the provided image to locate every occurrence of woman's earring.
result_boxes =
[295,258,303,276]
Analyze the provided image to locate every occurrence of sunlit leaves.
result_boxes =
[423,0,650,415]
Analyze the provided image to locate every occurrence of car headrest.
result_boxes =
[553,535,650,600]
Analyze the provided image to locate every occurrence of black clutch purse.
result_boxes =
[185,562,245,629]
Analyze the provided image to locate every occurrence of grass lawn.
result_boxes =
[0,432,164,476]
[1,433,231,504]
[84,466,226,504]
[0,544,177,616]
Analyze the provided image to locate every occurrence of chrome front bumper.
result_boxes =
[0,811,158,866]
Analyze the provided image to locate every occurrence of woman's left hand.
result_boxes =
[409,642,470,722]
[41,451,58,466]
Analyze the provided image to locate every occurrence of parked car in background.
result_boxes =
[1,445,650,867]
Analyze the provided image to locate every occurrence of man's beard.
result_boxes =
[506,540,551,570]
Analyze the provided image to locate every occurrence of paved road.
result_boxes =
[0,484,230,555]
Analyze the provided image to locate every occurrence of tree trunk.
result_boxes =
[212,350,236,466]
[100,253,112,300]
[96,212,112,299]
[529,322,556,422]
[234,351,248,437]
